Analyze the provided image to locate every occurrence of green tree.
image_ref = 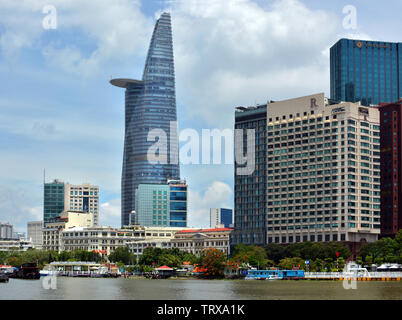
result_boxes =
[108,247,135,265]
[278,257,305,270]
[264,243,286,263]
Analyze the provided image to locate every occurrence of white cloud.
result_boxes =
[100,198,121,227]
[0,0,153,75]
[188,181,232,228]
[166,0,342,127]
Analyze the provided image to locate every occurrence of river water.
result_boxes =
[0,278,401,300]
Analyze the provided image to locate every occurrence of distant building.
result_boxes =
[0,238,33,252]
[64,183,99,226]
[330,38,402,106]
[42,210,94,252]
[61,226,137,258]
[210,208,233,228]
[0,222,13,239]
[135,179,188,227]
[170,228,232,256]
[377,100,402,237]
[43,179,65,225]
[27,221,43,249]
[44,179,99,226]
[126,225,191,256]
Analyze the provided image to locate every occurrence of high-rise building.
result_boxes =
[27,221,43,249]
[210,208,233,228]
[231,104,267,248]
[0,222,13,239]
[377,100,402,237]
[135,179,187,227]
[64,183,99,225]
[44,179,99,225]
[43,179,65,225]
[111,12,180,227]
[232,93,381,254]
[330,38,402,106]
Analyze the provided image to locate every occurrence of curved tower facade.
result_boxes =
[111,13,180,227]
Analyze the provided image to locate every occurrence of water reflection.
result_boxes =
[0,278,401,300]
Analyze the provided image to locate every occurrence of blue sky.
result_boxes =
[0,0,401,233]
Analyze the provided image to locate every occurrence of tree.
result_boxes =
[108,247,135,265]
[232,244,268,268]
[278,257,305,270]
[198,248,226,278]
[265,243,286,263]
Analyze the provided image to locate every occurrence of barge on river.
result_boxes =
[244,269,305,280]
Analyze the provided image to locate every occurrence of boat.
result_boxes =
[0,265,15,277]
[244,269,305,280]
[42,262,111,278]
[0,274,9,283]
[14,263,41,280]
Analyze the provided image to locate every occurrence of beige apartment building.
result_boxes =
[264,93,380,250]
[64,183,99,226]
[42,211,94,252]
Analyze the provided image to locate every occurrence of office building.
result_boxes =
[44,180,99,226]
[27,221,43,249]
[330,38,402,106]
[377,99,402,237]
[231,104,267,247]
[110,12,180,227]
[135,179,188,227]
[0,222,13,239]
[43,179,65,225]
[232,93,381,254]
[210,208,233,228]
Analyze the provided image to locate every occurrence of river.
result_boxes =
[0,277,401,300]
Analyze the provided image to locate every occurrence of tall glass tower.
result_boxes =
[111,12,180,227]
[330,38,402,106]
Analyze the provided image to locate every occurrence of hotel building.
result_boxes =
[232,93,381,253]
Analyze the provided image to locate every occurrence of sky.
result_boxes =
[0,0,401,233]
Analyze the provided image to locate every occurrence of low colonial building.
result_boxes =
[126,226,190,256]
[42,210,94,252]
[61,226,137,258]
[170,228,233,256]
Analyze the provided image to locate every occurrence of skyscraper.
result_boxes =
[111,13,180,227]
[330,38,402,106]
